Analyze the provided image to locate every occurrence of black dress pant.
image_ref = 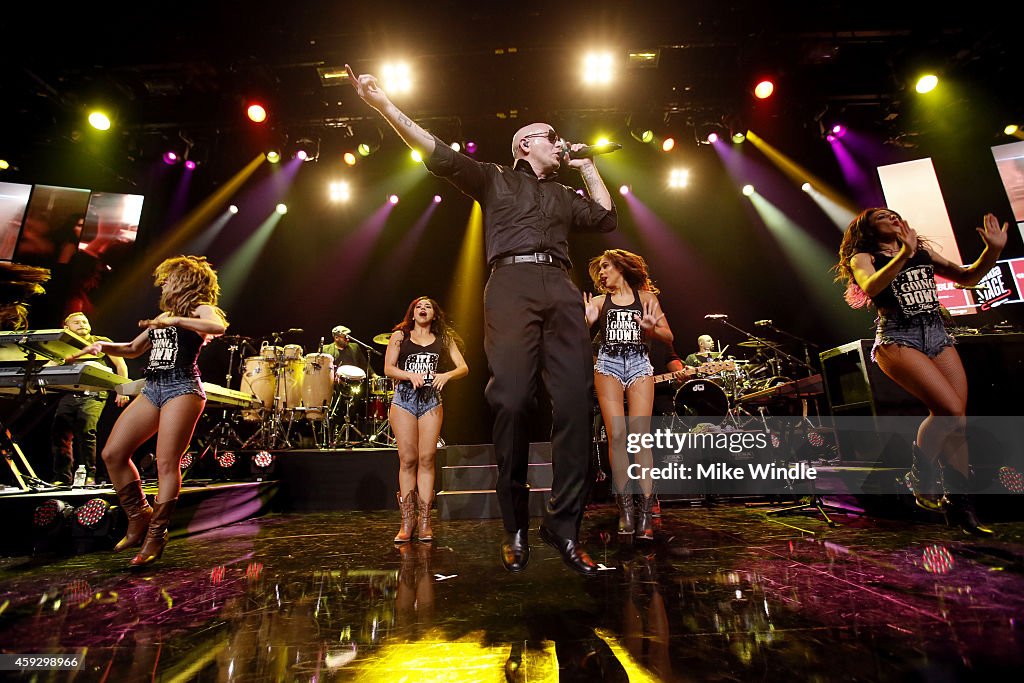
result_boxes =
[52,393,107,483]
[484,263,595,540]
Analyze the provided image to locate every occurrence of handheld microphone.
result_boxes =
[704,314,728,320]
[754,320,772,327]
[565,142,623,160]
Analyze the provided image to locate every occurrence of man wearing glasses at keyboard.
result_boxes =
[347,65,616,576]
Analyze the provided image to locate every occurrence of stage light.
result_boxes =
[357,143,372,157]
[801,182,812,193]
[697,122,727,145]
[180,453,194,470]
[292,137,319,162]
[162,151,179,165]
[731,132,746,143]
[343,152,357,166]
[582,52,614,85]
[251,450,276,480]
[88,111,111,131]
[266,150,281,163]
[411,149,423,163]
[619,185,630,196]
[1005,124,1020,135]
[753,80,775,99]
[246,103,267,123]
[253,451,274,468]
[915,74,938,94]
[34,499,73,532]
[451,142,461,153]
[381,62,413,94]
[433,194,442,204]
[75,498,112,531]
[661,138,675,152]
[830,124,846,138]
[465,141,478,155]
[184,159,197,170]
[742,184,755,196]
[0,159,9,170]
[228,205,239,214]
[275,204,288,215]
[388,194,399,205]
[218,451,237,468]
[707,133,719,144]
[329,181,351,202]
[668,169,689,189]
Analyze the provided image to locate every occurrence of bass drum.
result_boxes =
[674,379,729,417]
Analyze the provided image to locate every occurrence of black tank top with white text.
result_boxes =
[869,249,941,316]
[596,289,646,356]
[147,326,204,376]
[396,334,445,389]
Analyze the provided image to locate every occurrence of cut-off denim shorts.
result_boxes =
[142,368,206,408]
[871,309,954,362]
[595,347,653,388]
[391,382,441,418]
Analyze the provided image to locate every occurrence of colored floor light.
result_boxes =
[247,104,267,123]
[754,80,775,99]
[661,137,675,152]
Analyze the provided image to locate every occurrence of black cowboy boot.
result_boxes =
[905,442,944,513]
[943,468,993,537]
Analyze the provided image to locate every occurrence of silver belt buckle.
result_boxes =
[535,253,553,264]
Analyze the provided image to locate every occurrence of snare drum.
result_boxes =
[301,353,334,420]
[336,365,367,384]
[369,376,394,396]
[674,379,729,417]
[367,396,389,421]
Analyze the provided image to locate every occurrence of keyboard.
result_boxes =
[202,383,262,410]
[0,328,94,364]
[738,374,824,404]
[0,361,129,393]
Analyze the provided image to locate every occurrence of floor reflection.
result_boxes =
[0,503,1022,681]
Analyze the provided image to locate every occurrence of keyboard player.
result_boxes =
[51,312,129,485]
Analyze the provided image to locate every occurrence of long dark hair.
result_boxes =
[588,249,659,294]
[833,208,931,309]
[392,296,464,353]
[154,255,226,319]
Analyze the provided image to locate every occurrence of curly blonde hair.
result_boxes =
[588,249,659,294]
[154,255,224,319]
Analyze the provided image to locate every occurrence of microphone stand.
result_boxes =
[345,333,381,357]
[758,322,820,377]
[709,318,813,374]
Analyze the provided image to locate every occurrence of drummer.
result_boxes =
[684,334,719,368]
[323,325,375,378]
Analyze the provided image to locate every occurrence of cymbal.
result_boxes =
[372,332,392,345]
[738,339,778,348]
[220,334,254,342]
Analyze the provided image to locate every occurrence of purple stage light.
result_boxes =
[433,195,442,204]
[184,159,196,170]
[163,151,178,165]
[831,124,846,138]
[465,141,478,154]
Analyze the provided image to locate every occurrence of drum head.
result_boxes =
[336,364,367,382]
[674,379,728,417]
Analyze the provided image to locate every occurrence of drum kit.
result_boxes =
[203,330,402,449]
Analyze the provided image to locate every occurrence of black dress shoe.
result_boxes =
[501,529,530,572]
[539,525,598,576]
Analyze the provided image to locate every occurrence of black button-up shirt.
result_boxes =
[424,135,617,267]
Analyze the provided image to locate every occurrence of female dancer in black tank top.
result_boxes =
[835,209,1006,535]
[384,296,468,543]
[585,249,674,541]
[68,256,228,565]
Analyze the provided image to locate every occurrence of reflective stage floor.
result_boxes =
[1,501,1023,681]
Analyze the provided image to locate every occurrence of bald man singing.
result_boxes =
[348,65,616,575]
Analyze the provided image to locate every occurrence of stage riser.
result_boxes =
[442,463,552,491]
[438,489,550,520]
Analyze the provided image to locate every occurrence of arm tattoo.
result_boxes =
[398,113,414,129]
[582,166,598,186]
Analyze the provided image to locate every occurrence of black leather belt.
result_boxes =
[491,253,566,271]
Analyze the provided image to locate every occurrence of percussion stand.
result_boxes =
[197,343,245,465]
[331,389,364,447]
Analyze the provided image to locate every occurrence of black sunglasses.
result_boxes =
[523,130,559,144]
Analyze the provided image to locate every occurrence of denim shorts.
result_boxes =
[391,382,441,418]
[595,348,653,388]
[142,369,206,408]
[872,310,954,362]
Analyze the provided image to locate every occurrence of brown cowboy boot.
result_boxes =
[130,498,177,567]
[394,490,418,543]
[113,479,153,552]
[416,492,434,542]
[614,493,635,536]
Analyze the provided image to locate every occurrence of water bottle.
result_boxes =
[73,465,87,488]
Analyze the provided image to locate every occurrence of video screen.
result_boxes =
[0,182,32,261]
[12,185,91,266]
